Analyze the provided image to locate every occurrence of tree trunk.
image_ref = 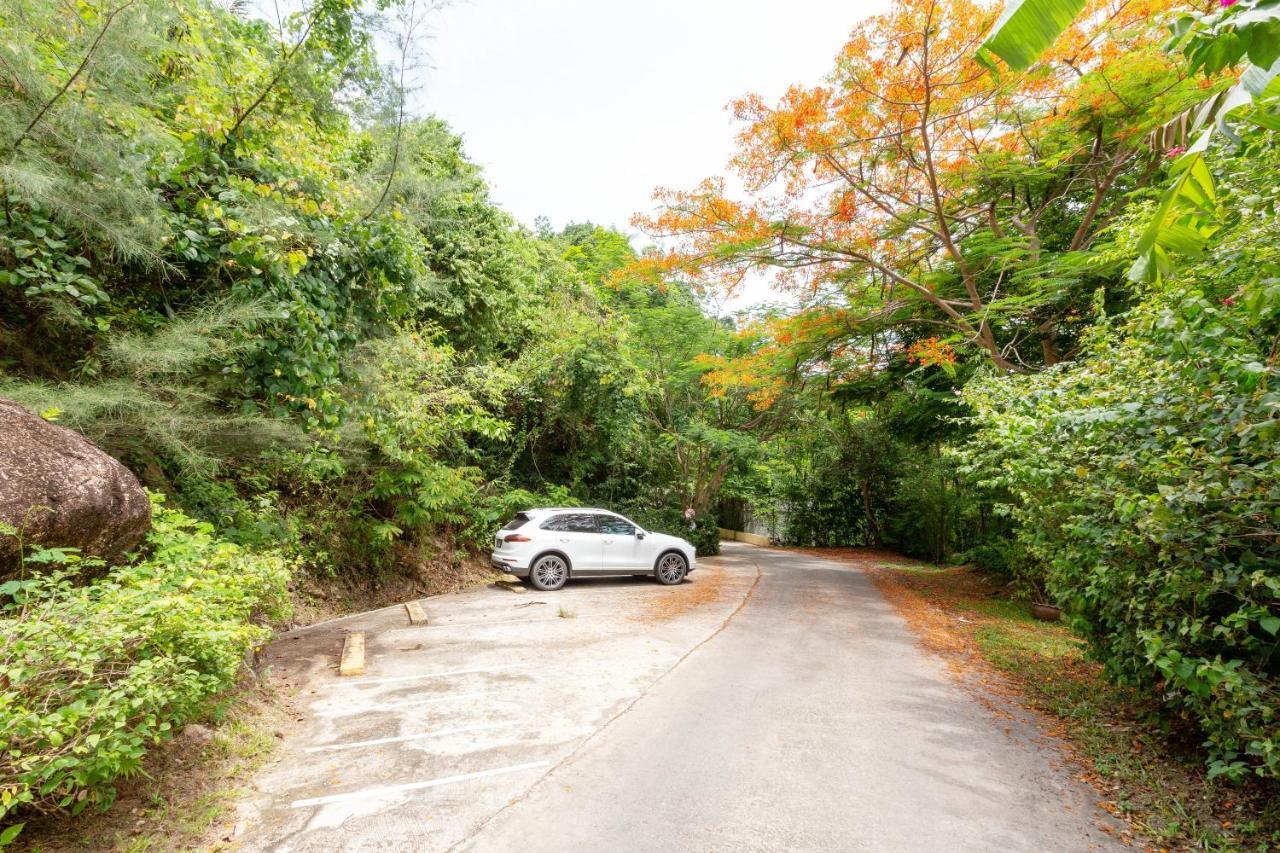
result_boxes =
[1040,319,1061,366]
[861,480,883,548]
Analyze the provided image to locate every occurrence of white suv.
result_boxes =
[490,508,697,591]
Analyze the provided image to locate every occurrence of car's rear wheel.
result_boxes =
[654,552,688,585]
[529,554,569,591]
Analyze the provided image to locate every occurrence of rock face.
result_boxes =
[0,397,151,571]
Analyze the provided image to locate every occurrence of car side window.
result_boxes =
[541,513,600,534]
[564,514,601,534]
[598,516,635,536]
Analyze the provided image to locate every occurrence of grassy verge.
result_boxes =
[12,681,296,852]
[794,547,1280,852]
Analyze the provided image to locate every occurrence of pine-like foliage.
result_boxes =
[0,0,181,262]
[0,300,306,472]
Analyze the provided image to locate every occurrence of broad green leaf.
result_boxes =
[1128,153,1219,283]
[1147,88,1234,152]
[1248,109,1280,130]
[975,0,1088,71]
[1236,5,1280,68]
[1212,64,1279,142]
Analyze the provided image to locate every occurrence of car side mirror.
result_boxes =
[636,531,646,539]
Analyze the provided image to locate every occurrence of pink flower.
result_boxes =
[1223,296,1236,306]
[1221,0,1238,7]
[1165,145,1186,158]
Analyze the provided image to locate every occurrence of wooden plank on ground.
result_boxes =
[339,631,365,676]
[404,601,428,625]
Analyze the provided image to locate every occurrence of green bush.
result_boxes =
[963,276,1280,779]
[0,494,291,831]
[627,506,720,556]
[782,487,866,548]
[960,129,1280,781]
[882,450,961,563]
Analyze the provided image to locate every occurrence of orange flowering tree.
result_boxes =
[632,0,1215,373]
[693,305,882,411]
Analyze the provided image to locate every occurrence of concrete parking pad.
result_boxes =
[230,545,1122,852]
[229,552,753,851]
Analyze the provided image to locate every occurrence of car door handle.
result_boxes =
[603,538,614,544]
[559,538,569,543]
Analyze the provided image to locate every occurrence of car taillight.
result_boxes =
[504,534,531,542]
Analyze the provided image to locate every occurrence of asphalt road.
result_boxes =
[233,543,1123,852]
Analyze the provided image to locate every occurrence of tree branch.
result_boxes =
[5,0,137,157]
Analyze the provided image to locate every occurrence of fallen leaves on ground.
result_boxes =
[636,559,728,622]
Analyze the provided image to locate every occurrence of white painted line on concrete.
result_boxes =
[337,663,528,687]
[313,689,502,718]
[290,760,551,808]
[304,720,518,753]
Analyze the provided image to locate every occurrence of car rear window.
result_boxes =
[501,513,531,531]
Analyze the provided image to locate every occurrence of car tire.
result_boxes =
[654,552,688,585]
[529,554,569,591]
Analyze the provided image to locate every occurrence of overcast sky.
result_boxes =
[405,0,886,308]
[414,0,883,234]
[246,0,888,308]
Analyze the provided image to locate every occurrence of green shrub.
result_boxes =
[628,506,720,556]
[0,494,291,831]
[781,474,868,548]
[883,450,968,564]
[349,328,516,551]
[962,277,1280,780]
[960,129,1280,781]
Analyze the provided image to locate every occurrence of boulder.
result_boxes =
[0,397,150,571]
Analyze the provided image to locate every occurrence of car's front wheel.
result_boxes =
[654,552,688,585]
[529,554,569,591]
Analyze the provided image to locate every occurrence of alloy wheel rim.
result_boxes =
[536,558,566,587]
[659,555,685,583]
